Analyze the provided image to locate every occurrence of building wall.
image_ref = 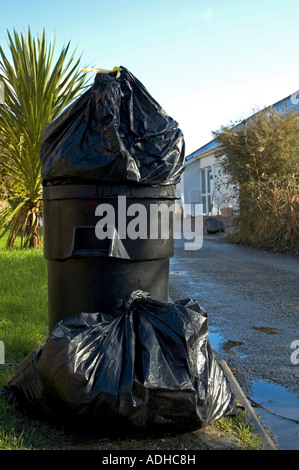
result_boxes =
[183,151,238,216]
[182,159,201,217]
[212,159,238,214]
[183,159,200,206]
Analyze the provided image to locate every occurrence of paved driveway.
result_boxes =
[169,235,299,398]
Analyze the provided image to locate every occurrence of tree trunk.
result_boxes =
[29,230,40,248]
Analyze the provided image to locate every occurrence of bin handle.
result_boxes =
[71,226,130,259]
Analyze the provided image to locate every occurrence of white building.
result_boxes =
[182,91,299,219]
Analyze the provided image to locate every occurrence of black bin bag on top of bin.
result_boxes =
[4,291,237,430]
[40,67,185,186]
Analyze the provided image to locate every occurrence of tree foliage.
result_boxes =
[213,106,299,253]
[0,28,89,248]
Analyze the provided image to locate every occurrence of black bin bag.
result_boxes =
[40,67,185,186]
[4,291,237,430]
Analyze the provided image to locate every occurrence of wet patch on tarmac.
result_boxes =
[209,331,247,359]
[250,380,299,450]
[209,329,299,450]
[252,326,281,335]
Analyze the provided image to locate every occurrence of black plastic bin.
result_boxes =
[42,183,176,332]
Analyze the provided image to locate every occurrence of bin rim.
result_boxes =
[42,183,177,200]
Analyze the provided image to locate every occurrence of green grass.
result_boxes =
[0,392,67,450]
[0,235,61,449]
[0,236,48,371]
[212,409,262,450]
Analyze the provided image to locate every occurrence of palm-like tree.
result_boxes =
[0,28,89,248]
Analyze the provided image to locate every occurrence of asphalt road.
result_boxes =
[169,234,299,399]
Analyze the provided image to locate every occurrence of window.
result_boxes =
[190,189,201,217]
[200,167,212,214]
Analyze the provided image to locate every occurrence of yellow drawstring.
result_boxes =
[82,66,122,76]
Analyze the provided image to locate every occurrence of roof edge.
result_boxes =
[186,88,299,161]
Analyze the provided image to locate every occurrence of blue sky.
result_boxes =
[1,0,299,155]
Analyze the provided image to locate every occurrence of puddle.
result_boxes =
[252,326,281,335]
[250,380,299,450]
[209,330,299,449]
[209,331,247,358]
[209,331,224,350]
[222,340,244,355]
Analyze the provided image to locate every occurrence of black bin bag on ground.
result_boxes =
[40,67,185,186]
[4,291,237,430]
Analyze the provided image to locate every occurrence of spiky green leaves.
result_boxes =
[0,28,89,247]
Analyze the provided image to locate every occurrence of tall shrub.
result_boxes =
[213,106,299,253]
